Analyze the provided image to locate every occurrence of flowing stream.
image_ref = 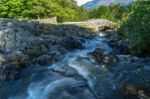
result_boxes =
[0,33,150,99]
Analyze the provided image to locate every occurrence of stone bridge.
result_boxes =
[63,19,117,32]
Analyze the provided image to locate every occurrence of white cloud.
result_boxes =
[75,0,93,6]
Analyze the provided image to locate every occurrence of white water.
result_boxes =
[27,78,83,99]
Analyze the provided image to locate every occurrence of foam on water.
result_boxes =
[27,78,81,99]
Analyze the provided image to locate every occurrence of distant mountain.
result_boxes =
[83,0,132,10]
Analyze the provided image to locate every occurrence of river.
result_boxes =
[0,33,149,99]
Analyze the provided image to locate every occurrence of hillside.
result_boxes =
[83,0,132,10]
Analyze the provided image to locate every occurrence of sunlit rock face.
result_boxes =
[83,0,133,10]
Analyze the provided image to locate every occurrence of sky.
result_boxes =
[75,0,93,6]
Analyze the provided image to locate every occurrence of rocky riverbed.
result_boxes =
[0,19,150,99]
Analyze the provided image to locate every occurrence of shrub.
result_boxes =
[118,0,150,56]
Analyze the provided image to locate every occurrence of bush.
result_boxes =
[118,0,150,56]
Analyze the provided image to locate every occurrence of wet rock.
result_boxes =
[32,54,52,65]
[61,37,83,51]
[19,54,31,67]
[120,84,150,99]
[24,41,48,57]
[121,85,140,96]
[108,55,150,98]
[91,48,104,62]
[103,55,118,64]
[48,51,64,63]
[49,45,67,54]
[107,32,130,54]
[5,51,31,67]
[51,65,79,77]
[0,63,20,81]
[89,56,150,99]
[91,48,118,64]
[64,67,79,77]
[0,54,5,65]
[33,51,64,66]
[40,35,83,51]
[137,57,150,66]
[117,55,138,62]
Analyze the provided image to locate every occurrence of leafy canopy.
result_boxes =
[0,0,89,22]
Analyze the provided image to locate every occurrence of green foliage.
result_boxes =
[89,6,115,21]
[0,0,89,22]
[89,4,133,22]
[90,0,150,56]
[118,0,150,56]
[78,7,89,21]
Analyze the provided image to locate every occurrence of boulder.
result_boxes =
[61,37,83,51]
[91,48,118,64]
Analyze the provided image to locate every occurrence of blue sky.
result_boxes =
[75,0,93,6]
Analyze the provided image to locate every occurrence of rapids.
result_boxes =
[0,33,150,99]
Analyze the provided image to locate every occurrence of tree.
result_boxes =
[0,0,89,22]
[78,7,89,21]
[118,0,150,56]
[89,5,115,21]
